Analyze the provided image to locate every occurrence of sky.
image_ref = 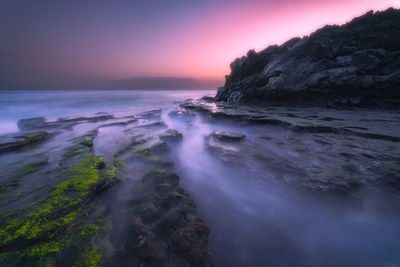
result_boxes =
[0,0,398,89]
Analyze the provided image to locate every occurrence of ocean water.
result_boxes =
[1,90,400,267]
[0,90,212,135]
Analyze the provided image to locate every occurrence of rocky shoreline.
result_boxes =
[180,97,400,193]
[0,113,212,266]
[0,96,400,266]
[216,8,400,108]
[1,8,400,266]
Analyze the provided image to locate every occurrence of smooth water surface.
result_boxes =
[0,90,209,135]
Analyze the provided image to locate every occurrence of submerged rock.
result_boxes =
[212,130,246,142]
[215,8,400,108]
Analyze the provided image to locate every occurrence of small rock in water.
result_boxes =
[212,130,246,141]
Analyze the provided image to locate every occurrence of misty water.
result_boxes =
[1,90,400,267]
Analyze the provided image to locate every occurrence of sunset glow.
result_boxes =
[0,0,398,88]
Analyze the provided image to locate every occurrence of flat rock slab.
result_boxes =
[0,132,50,154]
[182,99,400,142]
[17,114,114,131]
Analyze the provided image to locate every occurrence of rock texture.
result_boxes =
[179,99,400,193]
[216,8,400,108]
[0,111,213,266]
[118,171,213,267]
[0,132,50,154]
[212,130,246,142]
[17,114,114,131]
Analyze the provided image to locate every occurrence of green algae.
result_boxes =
[26,133,45,141]
[135,170,167,192]
[80,140,93,148]
[0,156,116,266]
[0,239,71,266]
[0,155,115,262]
[21,132,49,144]
[0,222,104,267]
[0,132,49,154]
[137,148,152,157]
[143,169,166,178]
[0,160,48,199]
[19,163,44,176]
[112,160,126,167]
[114,137,147,157]
[73,245,102,267]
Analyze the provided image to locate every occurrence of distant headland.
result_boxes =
[216,8,400,108]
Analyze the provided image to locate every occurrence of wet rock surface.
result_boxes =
[212,130,246,142]
[0,132,51,154]
[0,111,212,266]
[17,114,115,131]
[182,98,400,193]
[2,89,400,267]
[160,129,183,142]
[215,8,400,108]
[117,171,212,267]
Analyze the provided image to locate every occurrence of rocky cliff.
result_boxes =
[216,8,400,108]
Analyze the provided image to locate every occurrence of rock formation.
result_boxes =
[216,8,400,108]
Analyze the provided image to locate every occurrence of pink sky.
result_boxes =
[113,0,397,80]
[1,0,399,88]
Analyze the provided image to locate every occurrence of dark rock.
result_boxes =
[99,118,138,128]
[205,136,242,165]
[125,171,213,266]
[17,114,114,131]
[351,131,400,142]
[293,125,343,134]
[0,132,50,154]
[160,129,183,141]
[215,8,400,108]
[57,114,114,124]
[17,117,46,131]
[139,120,168,128]
[212,130,246,141]
[149,141,170,152]
[201,96,216,103]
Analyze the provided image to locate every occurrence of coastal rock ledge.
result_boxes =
[216,8,400,108]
